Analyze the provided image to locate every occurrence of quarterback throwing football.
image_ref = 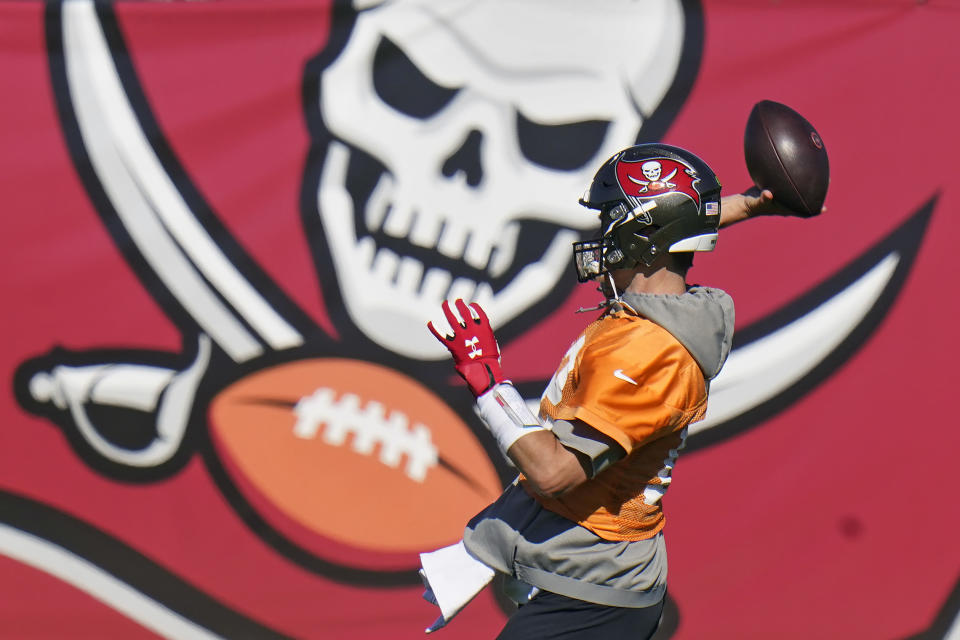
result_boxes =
[423,143,805,639]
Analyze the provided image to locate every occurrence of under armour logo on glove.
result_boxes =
[465,337,482,359]
[428,299,505,397]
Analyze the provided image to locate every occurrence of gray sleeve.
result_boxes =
[550,419,626,478]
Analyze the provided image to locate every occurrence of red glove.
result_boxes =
[428,299,505,397]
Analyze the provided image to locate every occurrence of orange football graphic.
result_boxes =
[208,358,503,570]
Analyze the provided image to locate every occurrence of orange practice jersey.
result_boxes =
[527,309,708,541]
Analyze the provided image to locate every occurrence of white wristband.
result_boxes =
[475,383,545,454]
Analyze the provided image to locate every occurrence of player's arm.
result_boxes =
[428,299,624,497]
[506,419,624,497]
[505,430,587,497]
[720,188,784,228]
[720,187,827,228]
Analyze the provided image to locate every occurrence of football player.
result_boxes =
[425,143,803,639]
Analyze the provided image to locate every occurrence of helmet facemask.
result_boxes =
[572,202,638,282]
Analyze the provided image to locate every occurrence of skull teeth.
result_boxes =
[365,242,497,310]
[370,245,478,302]
[419,267,452,300]
[463,231,493,270]
[357,236,376,267]
[365,172,393,233]
[488,222,519,278]
[397,256,424,291]
[365,209,519,279]
[383,202,415,238]
[322,143,548,320]
[359,170,523,276]
[410,211,444,250]
[371,246,400,281]
[436,221,468,260]
[447,277,478,305]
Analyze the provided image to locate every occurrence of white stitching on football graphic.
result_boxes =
[292,388,439,482]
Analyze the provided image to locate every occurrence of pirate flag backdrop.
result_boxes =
[1,1,958,638]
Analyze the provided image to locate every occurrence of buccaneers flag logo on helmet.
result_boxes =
[616,157,701,209]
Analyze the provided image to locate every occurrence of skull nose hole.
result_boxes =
[442,129,483,187]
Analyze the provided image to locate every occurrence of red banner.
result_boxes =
[1,1,957,638]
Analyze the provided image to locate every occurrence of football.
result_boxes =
[208,358,503,572]
[744,100,829,217]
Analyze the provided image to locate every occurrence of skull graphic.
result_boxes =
[642,161,663,181]
[304,0,691,359]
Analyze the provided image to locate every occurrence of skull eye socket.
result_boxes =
[516,111,610,171]
[373,36,459,119]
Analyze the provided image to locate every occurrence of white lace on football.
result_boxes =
[292,388,439,482]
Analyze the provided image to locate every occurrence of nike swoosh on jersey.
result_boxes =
[613,369,638,385]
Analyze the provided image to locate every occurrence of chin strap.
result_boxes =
[576,273,621,314]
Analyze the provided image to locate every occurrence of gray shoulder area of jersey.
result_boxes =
[619,286,735,380]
